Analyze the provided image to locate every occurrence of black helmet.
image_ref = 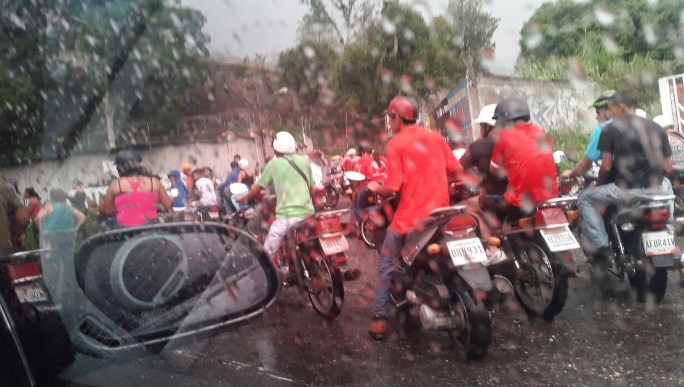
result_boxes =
[492,97,530,122]
[114,150,143,175]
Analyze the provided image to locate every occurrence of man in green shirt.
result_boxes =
[238,131,315,259]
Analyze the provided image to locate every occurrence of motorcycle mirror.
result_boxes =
[553,150,567,164]
[62,223,279,359]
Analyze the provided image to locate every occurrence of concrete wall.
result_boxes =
[1,135,272,201]
[476,76,599,134]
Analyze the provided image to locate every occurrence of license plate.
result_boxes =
[15,283,48,303]
[209,211,220,221]
[320,235,349,255]
[446,238,487,266]
[540,227,580,252]
[642,231,678,256]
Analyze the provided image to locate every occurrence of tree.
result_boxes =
[0,0,210,165]
[520,0,684,62]
[443,0,499,116]
[297,0,381,46]
[277,41,339,105]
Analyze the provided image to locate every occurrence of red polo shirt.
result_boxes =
[490,123,558,207]
[385,126,461,234]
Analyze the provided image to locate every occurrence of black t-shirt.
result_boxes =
[460,137,508,196]
[598,115,672,189]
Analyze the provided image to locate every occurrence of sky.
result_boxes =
[180,0,551,75]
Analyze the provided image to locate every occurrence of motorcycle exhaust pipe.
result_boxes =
[419,304,463,330]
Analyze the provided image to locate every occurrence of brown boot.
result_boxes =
[368,315,387,341]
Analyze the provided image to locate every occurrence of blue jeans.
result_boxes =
[579,178,673,251]
[371,226,406,317]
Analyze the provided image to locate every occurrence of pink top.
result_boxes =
[115,177,160,226]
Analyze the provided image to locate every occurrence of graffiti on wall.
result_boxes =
[478,78,596,132]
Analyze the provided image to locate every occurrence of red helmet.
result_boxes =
[387,96,418,122]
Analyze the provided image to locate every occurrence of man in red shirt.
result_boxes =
[478,97,558,259]
[366,96,462,340]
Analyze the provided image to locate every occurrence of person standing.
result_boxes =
[366,96,463,340]
[36,188,86,302]
[1,184,30,254]
[23,187,41,247]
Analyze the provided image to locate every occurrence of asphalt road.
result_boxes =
[58,208,684,386]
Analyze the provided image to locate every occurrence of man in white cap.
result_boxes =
[238,131,315,262]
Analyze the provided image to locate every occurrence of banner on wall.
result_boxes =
[433,79,473,143]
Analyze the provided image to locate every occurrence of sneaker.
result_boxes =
[484,248,509,267]
[368,315,387,341]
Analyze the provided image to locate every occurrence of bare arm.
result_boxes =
[71,207,86,231]
[35,203,52,229]
[564,157,593,178]
[367,180,397,197]
[102,181,118,216]
[664,157,673,174]
[156,179,173,209]
[238,183,263,204]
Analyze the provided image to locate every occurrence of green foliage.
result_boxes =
[548,128,590,170]
[0,0,210,166]
[520,0,684,62]
[277,41,339,105]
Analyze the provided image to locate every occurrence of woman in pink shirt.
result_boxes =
[101,150,172,228]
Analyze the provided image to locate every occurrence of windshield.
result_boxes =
[2,0,684,385]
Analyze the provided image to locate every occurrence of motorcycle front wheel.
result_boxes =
[448,286,492,360]
[513,240,568,321]
[297,248,344,320]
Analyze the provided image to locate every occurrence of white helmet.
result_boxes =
[474,104,497,127]
[239,159,249,169]
[653,114,674,129]
[346,148,357,157]
[273,131,296,154]
[636,109,647,118]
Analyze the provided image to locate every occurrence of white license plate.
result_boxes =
[15,283,48,303]
[642,231,678,256]
[540,227,580,252]
[209,212,220,220]
[446,238,487,266]
[320,235,349,255]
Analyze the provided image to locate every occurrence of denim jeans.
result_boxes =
[579,178,673,250]
[371,226,406,317]
[263,217,305,258]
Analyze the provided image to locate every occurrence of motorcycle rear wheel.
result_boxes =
[360,218,375,249]
[298,249,344,320]
[325,186,340,209]
[628,267,668,303]
[448,286,491,360]
[513,241,569,321]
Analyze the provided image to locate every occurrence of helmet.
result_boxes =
[181,162,192,173]
[474,104,497,127]
[653,114,674,129]
[346,148,357,157]
[492,97,530,122]
[636,109,647,118]
[272,131,296,154]
[114,150,143,174]
[239,159,249,169]
[387,96,419,122]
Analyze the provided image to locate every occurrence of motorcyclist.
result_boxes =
[561,90,614,180]
[350,141,383,232]
[236,131,315,266]
[365,96,463,341]
[475,97,558,262]
[578,91,674,261]
[100,150,173,228]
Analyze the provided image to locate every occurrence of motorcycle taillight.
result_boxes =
[442,214,478,234]
[534,208,568,227]
[8,261,41,283]
[644,207,670,229]
[316,217,343,235]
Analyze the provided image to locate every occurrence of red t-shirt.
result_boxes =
[490,123,558,207]
[342,156,358,172]
[385,126,461,234]
[355,155,386,187]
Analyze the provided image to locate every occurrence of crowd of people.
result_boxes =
[1,89,680,345]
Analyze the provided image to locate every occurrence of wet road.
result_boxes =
[59,213,684,386]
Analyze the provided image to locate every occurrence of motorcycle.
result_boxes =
[275,209,351,320]
[221,183,260,235]
[589,194,683,302]
[490,197,581,321]
[388,205,511,359]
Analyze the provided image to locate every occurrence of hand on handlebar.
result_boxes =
[561,170,573,179]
